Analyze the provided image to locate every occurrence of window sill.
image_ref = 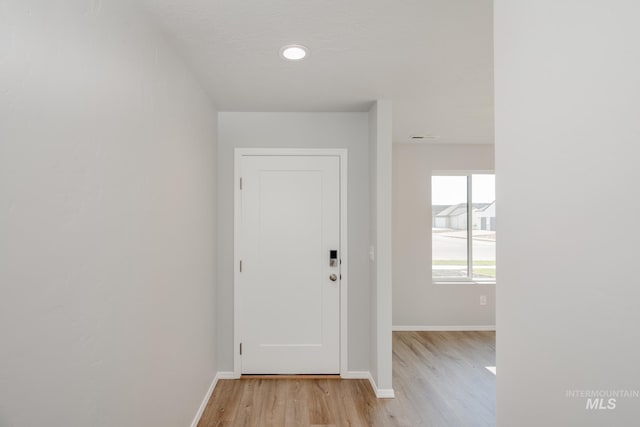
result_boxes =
[432,280,496,286]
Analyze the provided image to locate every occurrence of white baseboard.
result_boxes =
[190,373,219,427]
[216,371,238,379]
[342,371,394,398]
[393,325,496,331]
[190,371,238,427]
[341,371,370,379]
[367,372,395,399]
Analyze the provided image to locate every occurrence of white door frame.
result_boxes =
[233,148,348,378]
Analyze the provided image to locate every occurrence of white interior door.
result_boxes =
[238,154,341,374]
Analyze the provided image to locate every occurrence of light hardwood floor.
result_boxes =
[198,331,496,427]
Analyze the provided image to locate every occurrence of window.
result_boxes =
[432,173,495,282]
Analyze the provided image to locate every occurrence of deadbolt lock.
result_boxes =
[329,274,338,282]
[329,249,338,267]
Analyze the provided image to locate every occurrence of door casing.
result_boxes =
[233,148,348,378]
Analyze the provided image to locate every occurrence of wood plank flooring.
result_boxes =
[197,331,495,427]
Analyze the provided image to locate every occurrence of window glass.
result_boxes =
[432,173,496,282]
[472,174,496,279]
[432,176,468,278]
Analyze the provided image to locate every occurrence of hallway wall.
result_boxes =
[0,2,218,426]
[393,143,495,328]
[495,1,640,425]
[217,112,371,373]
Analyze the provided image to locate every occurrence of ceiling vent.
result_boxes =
[409,135,439,142]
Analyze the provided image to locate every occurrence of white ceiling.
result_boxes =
[142,0,494,144]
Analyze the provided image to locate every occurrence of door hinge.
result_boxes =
[240,342,243,355]
[239,260,243,272]
[240,177,243,190]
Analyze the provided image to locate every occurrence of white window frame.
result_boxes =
[431,170,496,285]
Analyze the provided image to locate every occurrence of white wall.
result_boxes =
[393,144,495,328]
[368,101,394,395]
[217,112,371,372]
[0,2,218,426]
[495,1,640,426]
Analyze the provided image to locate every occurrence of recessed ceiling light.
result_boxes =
[280,44,308,61]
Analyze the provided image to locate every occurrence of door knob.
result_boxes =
[329,274,338,282]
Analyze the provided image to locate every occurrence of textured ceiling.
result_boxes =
[141,0,493,144]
